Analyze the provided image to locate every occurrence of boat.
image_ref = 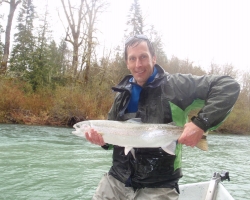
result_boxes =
[179,171,234,200]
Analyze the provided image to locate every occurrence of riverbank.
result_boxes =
[1,109,249,135]
[0,79,113,128]
[0,79,249,134]
[2,109,82,127]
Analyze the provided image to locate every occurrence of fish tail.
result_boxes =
[196,136,208,151]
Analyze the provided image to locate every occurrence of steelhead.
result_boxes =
[72,119,208,155]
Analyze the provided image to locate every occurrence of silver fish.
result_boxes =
[72,119,208,156]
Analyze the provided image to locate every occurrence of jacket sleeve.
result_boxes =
[170,74,240,131]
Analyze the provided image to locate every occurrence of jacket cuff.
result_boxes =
[191,116,210,132]
[101,143,113,150]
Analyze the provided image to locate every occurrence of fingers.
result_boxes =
[85,129,105,146]
[178,134,195,147]
[178,122,204,148]
[178,132,198,147]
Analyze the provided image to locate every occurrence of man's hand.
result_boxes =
[178,122,204,147]
[85,128,105,146]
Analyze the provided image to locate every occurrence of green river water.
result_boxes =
[0,124,249,200]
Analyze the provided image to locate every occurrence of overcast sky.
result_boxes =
[1,0,249,72]
[100,0,250,72]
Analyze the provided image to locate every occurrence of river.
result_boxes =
[0,124,249,200]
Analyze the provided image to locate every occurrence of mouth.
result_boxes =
[135,70,145,75]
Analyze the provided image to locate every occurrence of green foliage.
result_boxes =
[9,0,36,73]
[8,1,69,91]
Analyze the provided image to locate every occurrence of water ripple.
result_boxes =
[0,124,249,200]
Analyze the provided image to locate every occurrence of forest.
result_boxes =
[0,0,249,134]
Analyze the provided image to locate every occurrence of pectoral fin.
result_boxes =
[130,148,136,159]
[124,146,133,155]
[161,141,177,155]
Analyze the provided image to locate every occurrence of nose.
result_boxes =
[135,58,142,67]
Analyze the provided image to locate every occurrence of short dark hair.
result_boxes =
[125,35,155,61]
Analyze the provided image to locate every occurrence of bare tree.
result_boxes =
[208,62,238,78]
[221,63,238,79]
[0,0,21,74]
[208,63,221,75]
[60,0,108,83]
[83,0,108,84]
[60,0,86,78]
[241,71,250,106]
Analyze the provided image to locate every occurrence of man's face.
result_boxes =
[126,41,156,86]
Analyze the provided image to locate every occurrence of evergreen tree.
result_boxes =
[26,3,52,90]
[57,39,69,77]
[47,40,66,86]
[125,0,168,67]
[9,0,35,74]
[125,0,144,37]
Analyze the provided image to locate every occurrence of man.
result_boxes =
[85,35,240,200]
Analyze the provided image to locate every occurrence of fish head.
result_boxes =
[72,121,91,137]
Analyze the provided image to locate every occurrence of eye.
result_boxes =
[129,57,136,61]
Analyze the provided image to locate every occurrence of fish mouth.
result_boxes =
[73,124,80,129]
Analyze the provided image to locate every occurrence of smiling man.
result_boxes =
[85,35,240,200]
[126,37,156,86]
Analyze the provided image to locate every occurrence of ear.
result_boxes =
[126,61,130,70]
[152,55,156,65]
